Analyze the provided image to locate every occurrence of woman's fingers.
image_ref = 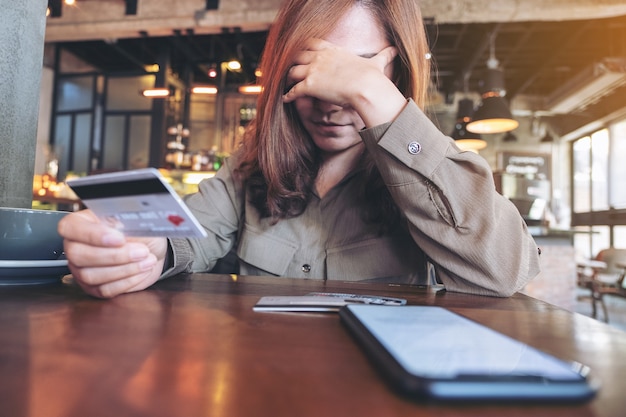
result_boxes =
[58,209,126,248]
[375,45,399,70]
[68,252,155,284]
[283,41,399,105]
[67,247,163,298]
[58,209,167,298]
[63,240,151,267]
[73,263,160,298]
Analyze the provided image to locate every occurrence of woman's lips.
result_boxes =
[312,121,348,135]
[314,120,348,128]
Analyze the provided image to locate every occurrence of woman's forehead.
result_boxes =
[323,5,389,56]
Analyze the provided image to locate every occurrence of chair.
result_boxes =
[576,248,626,322]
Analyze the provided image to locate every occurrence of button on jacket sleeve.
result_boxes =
[359,99,540,296]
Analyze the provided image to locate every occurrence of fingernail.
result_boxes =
[102,232,125,246]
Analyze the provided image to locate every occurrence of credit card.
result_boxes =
[253,293,407,312]
[66,168,208,238]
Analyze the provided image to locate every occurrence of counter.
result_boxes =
[159,169,216,195]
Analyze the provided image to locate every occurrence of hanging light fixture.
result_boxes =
[502,131,518,142]
[450,98,487,153]
[225,60,242,72]
[466,32,519,135]
[540,130,554,143]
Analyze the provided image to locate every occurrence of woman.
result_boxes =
[58,0,540,298]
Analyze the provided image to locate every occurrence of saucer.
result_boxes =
[0,259,70,285]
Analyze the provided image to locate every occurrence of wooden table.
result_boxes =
[1,273,625,417]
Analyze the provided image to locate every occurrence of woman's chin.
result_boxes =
[311,135,363,154]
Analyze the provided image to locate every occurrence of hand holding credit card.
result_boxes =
[66,168,208,238]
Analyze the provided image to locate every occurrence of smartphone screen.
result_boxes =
[340,304,597,402]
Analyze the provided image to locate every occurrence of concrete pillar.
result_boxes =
[0,0,47,208]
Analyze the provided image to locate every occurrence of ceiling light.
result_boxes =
[141,88,170,98]
[226,60,242,71]
[467,93,519,134]
[544,57,626,114]
[144,64,160,73]
[238,85,263,94]
[191,86,218,95]
[450,98,487,153]
[466,33,518,135]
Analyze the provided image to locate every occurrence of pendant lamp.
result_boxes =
[466,33,518,135]
[450,98,487,153]
[540,131,554,143]
[502,131,518,142]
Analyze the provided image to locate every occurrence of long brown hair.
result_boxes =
[236,0,431,222]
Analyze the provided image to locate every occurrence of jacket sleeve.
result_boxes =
[360,99,540,296]
[161,157,244,278]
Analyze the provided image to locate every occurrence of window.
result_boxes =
[572,226,611,261]
[53,74,97,179]
[615,226,626,249]
[610,120,626,208]
[106,75,155,111]
[590,129,609,211]
[57,76,94,112]
[571,118,626,254]
[573,136,591,213]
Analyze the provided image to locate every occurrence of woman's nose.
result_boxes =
[313,98,343,114]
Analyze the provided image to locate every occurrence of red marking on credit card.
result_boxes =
[167,214,185,226]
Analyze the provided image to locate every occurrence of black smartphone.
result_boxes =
[339,304,598,402]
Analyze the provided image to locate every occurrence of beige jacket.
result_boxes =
[166,100,540,297]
